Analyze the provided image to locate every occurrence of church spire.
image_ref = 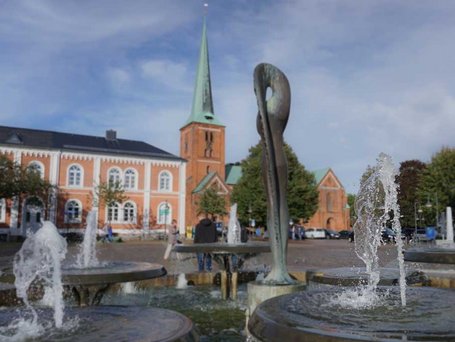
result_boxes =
[184,13,223,127]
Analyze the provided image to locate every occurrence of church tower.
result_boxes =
[180,16,228,227]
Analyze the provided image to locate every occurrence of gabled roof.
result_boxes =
[183,17,223,128]
[225,163,242,185]
[312,168,330,185]
[193,171,229,194]
[0,125,184,161]
[312,167,344,189]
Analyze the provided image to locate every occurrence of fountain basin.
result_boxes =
[61,261,166,285]
[249,287,455,341]
[0,306,197,341]
[404,246,455,264]
[307,267,429,286]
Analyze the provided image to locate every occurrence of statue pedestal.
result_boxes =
[247,281,305,316]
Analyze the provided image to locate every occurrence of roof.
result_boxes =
[312,168,330,185]
[183,17,223,128]
[225,164,242,185]
[193,172,216,193]
[0,125,183,161]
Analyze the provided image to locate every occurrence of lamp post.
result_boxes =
[163,200,170,236]
[414,202,423,241]
[425,193,439,231]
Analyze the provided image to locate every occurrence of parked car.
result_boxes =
[305,228,326,239]
[324,229,340,239]
[338,230,352,239]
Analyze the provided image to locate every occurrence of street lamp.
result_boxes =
[425,193,439,231]
[414,202,423,239]
[163,200,170,236]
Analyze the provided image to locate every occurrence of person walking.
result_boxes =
[194,215,217,272]
[164,219,179,260]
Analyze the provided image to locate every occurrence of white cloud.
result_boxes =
[140,59,191,92]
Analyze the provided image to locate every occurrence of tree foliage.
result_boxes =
[396,160,426,228]
[231,142,319,226]
[417,147,455,226]
[0,154,57,219]
[94,181,128,208]
[347,193,356,227]
[196,187,227,218]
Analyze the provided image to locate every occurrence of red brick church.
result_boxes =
[179,17,350,231]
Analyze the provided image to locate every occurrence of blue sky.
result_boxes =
[1,1,455,194]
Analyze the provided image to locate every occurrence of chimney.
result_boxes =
[105,129,117,141]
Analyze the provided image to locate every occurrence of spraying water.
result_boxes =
[0,221,69,340]
[176,273,188,289]
[76,210,100,268]
[227,203,241,244]
[352,153,406,306]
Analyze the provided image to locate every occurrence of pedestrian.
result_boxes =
[194,215,217,272]
[107,223,113,242]
[164,219,179,260]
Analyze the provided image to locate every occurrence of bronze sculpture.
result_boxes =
[254,63,294,284]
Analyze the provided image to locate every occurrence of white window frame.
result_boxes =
[0,199,5,223]
[28,161,45,179]
[157,202,172,224]
[107,202,121,223]
[123,201,137,223]
[124,168,137,190]
[108,167,122,187]
[158,170,172,192]
[64,199,82,223]
[67,164,84,187]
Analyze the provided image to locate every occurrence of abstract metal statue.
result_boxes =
[254,63,294,284]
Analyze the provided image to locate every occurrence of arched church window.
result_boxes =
[327,192,334,212]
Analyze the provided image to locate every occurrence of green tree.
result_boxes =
[347,193,356,227]
[94,181,128,208]
[417,147,455,227]
[196,187,227,218]
[231,142,318,226]
[396,160,426,228]
[0,154,57,220]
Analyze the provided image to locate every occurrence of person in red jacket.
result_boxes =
[194,215,218,271]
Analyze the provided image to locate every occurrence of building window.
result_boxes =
[327,192,334,212]
[157,202,171,224]
[108,168,122,187]
[65,200,82,223]
[68,164,83,187]
[107,202,120,222]
[123,202,136,223]
[159,171,172,192]
[0,199,5,222]
[28,161,44,179]
[124,169,137,190]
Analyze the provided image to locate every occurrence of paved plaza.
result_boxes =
[0,238,399,275]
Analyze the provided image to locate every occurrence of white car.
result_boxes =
[305,228,326,239]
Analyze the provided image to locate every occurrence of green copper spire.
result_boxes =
[184,16,223,127]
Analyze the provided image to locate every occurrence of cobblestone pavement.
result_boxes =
[0,238,399,274]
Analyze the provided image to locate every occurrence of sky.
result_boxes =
[1,0,454,194]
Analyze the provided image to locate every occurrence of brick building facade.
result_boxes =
[0,127,186,237]
[305,168,350,231]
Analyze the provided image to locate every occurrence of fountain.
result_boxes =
[248,63,455,341]
[404,206,455,265]
[174,202,271,300]
[0,220,197,341]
